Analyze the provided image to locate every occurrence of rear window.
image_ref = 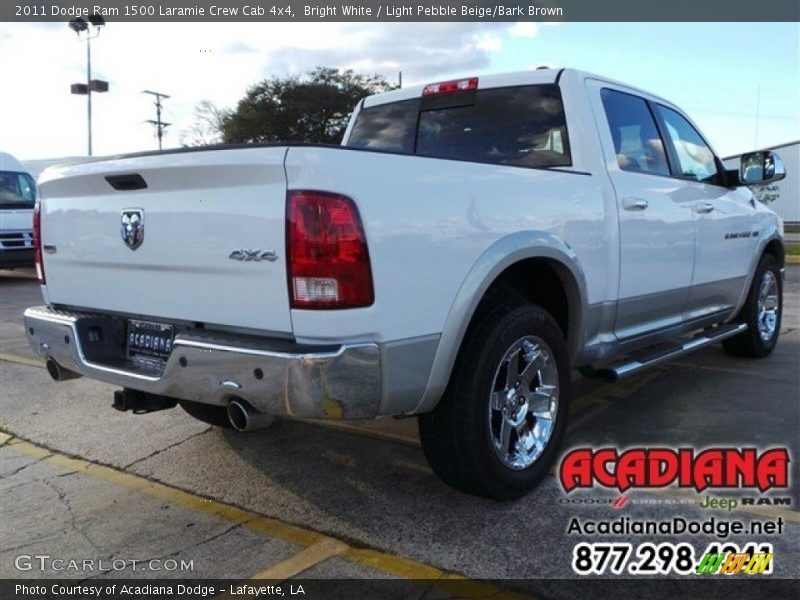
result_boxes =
[346,84,571,169]
[0,171,36,208]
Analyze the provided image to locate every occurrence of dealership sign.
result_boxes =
[559,447,789,493]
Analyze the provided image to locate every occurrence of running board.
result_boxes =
[596,322,747,381]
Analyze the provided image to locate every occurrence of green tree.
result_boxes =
[180,100,230,147]
[749,182,781,205]
[221,67,396,145]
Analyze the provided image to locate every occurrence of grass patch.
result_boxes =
[787,243,800,256]
[786,224,800,234]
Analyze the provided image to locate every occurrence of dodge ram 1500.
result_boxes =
[25,69,786,499]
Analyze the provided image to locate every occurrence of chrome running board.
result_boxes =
[597,322,747,381]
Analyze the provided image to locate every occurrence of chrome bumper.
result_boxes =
[23,305,381,419]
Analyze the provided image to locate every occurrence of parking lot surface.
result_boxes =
[1,268,798,597]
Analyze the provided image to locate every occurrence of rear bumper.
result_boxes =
[23,305,381,420]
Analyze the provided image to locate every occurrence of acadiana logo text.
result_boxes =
[559,447,789,493]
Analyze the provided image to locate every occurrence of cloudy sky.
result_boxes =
[1,21,797,161]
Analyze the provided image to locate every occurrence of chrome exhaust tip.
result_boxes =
[227,399,274,432]
[45,358,82,382]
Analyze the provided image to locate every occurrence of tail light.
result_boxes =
[33,200,45,284]
[287,190,373,309]
[422,77,478,96]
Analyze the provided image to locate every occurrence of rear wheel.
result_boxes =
[722,254,782,358]
[178,400,232,428]
[419,303,569,500]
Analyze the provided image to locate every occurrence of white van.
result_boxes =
[0,152,36,269]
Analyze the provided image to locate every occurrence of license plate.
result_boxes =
[127,319,174,362]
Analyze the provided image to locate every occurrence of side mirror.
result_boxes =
[739,150,786,186]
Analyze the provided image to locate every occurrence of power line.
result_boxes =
[142,90,171,150]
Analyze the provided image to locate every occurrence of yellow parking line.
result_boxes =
[4,434,535,598]
[249,537,347,580]
[0,352,44,368]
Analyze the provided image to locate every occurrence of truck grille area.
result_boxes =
[0,231,33,249]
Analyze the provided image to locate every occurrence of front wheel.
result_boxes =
[723,254,782,358]
[419,303,570,500]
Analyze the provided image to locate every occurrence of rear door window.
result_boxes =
[347,84,571,169]
[600,89,670,177]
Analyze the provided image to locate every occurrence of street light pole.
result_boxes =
[86,34,92,155]
[69,15,108,156]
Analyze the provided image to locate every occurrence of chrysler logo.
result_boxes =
[121,208,144,250]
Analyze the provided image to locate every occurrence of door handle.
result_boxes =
[695,202,715,214]
[622,197,648,211]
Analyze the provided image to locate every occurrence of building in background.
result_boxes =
[724,141,799,224]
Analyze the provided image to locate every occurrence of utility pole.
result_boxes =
[143,90,171,150]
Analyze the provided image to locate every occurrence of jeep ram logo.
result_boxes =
[120,209,144,251]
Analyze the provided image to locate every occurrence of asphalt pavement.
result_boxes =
[1,267,798,598]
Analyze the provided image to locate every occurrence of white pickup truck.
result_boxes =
[25,69,786,499]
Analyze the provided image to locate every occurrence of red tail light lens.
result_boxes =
[422,77,478,96]
[287,190,374,309]
[33,200,45,284]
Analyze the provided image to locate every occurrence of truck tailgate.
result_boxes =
[37,147,292,334]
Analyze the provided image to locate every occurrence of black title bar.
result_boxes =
[6,0,800,22]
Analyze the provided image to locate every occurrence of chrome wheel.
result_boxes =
[488,336,559,470]
[757,270,779,342]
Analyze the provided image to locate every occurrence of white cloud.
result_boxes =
[507,23,540,38]
[473,32,502,53]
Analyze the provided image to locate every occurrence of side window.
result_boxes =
[600,89,670,177]
[653,105,719,183]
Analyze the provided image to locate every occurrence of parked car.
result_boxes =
[24,69,786,499]
[0,152,36,270]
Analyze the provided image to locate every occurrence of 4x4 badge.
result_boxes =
[120,208,144,250]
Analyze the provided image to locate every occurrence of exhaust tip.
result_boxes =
[227,401,249,432]
[46,358,82,381]
[227,399,274,432]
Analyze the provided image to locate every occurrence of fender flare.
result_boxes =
[413,231,589,414]
[728,228,785,321]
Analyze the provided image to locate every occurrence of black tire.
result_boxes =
[419,303,570,500]
[722,254,782,358]
[178,400,233,428]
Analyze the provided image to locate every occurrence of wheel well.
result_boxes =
[471,258,579,354]
[763,239,785,268]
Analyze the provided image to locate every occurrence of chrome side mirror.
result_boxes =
[740,150,786,185]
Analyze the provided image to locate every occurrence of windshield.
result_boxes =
[0,171,36,208]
